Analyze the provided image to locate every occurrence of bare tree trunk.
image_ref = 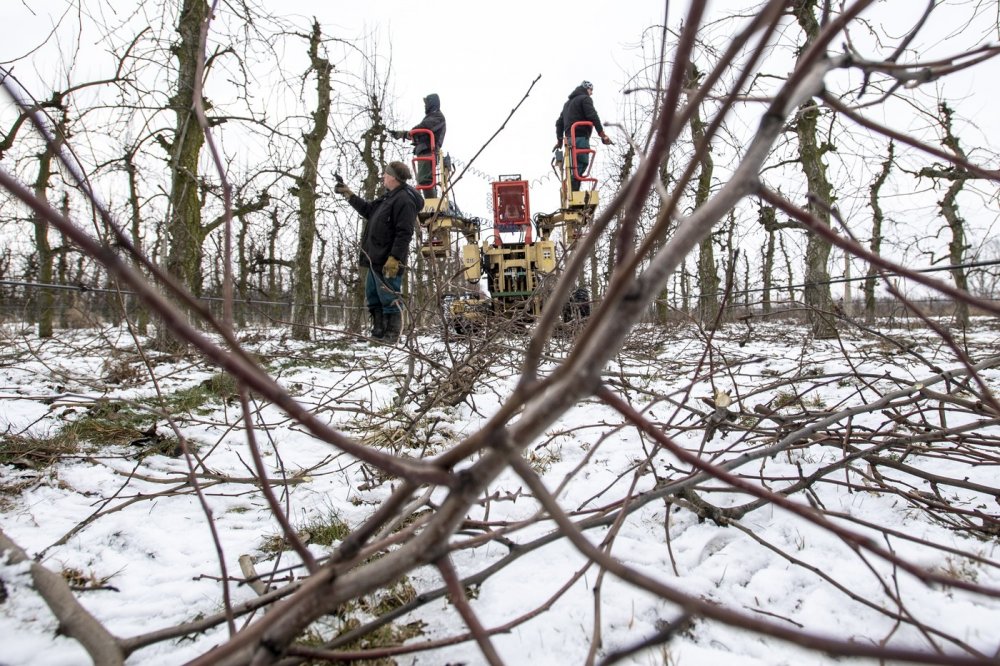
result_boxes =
[864,141,894,323]
[236,213,249,328]
[124,149,149,335]
[918,103,972,328]
[654,160,672,323]
[291,21,332,341]
[334,241,344,324]
[943,178,970,326]
[780,232,795,302]
[722,212,737,312]
[793,0,838,338]
[758,204,796,315]
[760,205,776,314]
[32,108,68,338]
[57,220,69,330]
[602,141,635,309]
[686,64,720,324]
[742,253,750,310]
[679,258,689,313]
[315,232,327,326]
[267,210,280,297]
[161,0,209,349]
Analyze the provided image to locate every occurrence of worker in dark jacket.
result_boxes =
[334,161,421,343]
[554,81,613,191]
[393,93,446,198]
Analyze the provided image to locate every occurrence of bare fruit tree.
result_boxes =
[290,20,333,341]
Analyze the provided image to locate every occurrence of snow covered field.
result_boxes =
[1,319,999,665]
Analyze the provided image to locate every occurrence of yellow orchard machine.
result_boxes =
[410,121,603,334]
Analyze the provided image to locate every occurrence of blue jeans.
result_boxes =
[571,136,591,191]
[366,269,403,314]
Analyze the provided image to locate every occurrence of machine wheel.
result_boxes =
[562,287,592,323]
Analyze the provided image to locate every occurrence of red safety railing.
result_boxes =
[492,177,532,245]
[409,128,437,192]
[568,121,597,186]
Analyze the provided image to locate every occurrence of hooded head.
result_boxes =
[423,94,440,114]
[569,81,592,99]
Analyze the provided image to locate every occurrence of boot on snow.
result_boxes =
[382,312,403,344]
[369,307,386,341]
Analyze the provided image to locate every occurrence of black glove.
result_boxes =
[391,129,408,140]
[334,182,353,198]
[599,132,613,146]
[552,141,562,152]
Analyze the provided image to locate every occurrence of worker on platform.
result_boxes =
[554,81,613,191]
[392,94,446,199]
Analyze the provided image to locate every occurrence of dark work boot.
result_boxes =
[369,307,386,341]
[382,312,403,344]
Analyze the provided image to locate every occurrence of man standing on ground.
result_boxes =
[554,80,613,191]
[335,161,421,343]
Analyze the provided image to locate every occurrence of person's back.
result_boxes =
[554,81,612,191]
[557,84,603,141]
[394,94,446,198]
[413,94,446,155]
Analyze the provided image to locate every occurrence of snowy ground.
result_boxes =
[1,319,999,665]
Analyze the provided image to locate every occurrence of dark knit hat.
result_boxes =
[386,161,412,182]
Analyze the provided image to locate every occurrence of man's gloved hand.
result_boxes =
[382,256,401,278]
[391,129,408,140]
[599,132,613,146]
[552,141,561,152]
[334,182,353,198]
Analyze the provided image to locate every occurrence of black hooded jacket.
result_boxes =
[411,94,446,155]
[349,184,422,270]
[555,85,605,141]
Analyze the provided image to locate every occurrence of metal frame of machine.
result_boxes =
[411,122,602,333]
